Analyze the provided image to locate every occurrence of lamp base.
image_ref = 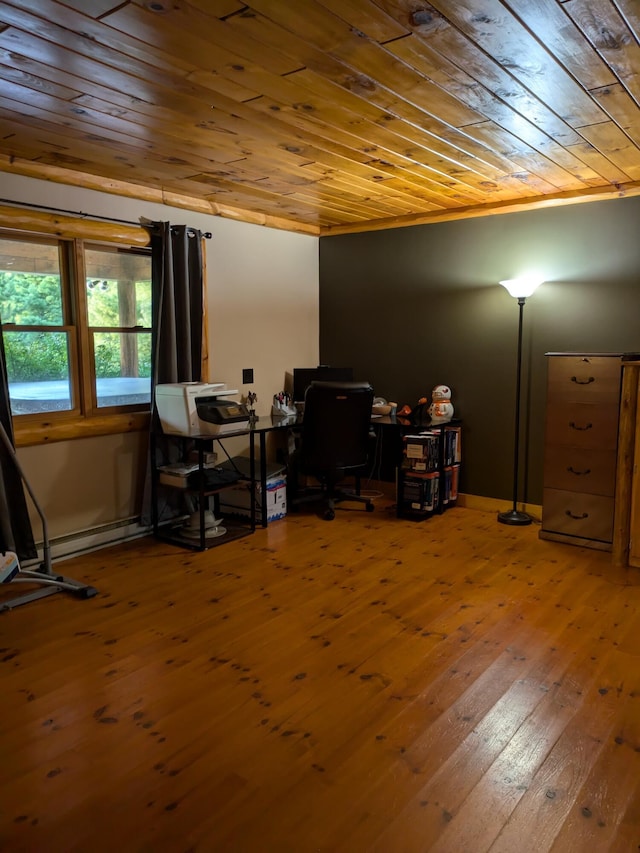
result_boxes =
[497,509,532,526]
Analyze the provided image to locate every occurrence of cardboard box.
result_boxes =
[219,477,287,523]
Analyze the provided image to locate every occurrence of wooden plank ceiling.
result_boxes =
[0,0,639,235]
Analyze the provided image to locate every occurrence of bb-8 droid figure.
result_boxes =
[428,384,454,423]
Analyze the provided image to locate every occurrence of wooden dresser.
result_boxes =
[612,357,640,567]
[540,353,623,551]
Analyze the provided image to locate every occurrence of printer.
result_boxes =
[155,382,250,436]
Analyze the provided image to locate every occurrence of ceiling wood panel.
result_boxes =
[501,0,616,91]
[0,0,638,235]
[564,0,640,106]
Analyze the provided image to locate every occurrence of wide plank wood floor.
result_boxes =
[1,496,639,852]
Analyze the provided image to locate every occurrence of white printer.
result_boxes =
[155,382,250,436]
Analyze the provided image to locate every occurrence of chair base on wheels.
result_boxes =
[290,483,374,521]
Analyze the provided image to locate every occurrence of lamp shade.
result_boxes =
[499,277,543,298]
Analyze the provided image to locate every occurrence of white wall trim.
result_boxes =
[24,518,151,567]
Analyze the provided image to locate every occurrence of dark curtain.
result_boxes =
[142,222,205,524]
[151,223,204,385]
[0,325,37,561]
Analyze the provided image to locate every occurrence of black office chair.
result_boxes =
[289,380,375,520]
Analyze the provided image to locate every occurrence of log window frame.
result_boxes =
[0,223,153,447]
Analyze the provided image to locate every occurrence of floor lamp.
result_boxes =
[498,276,542,526]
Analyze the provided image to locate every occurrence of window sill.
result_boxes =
[14,412,150,447]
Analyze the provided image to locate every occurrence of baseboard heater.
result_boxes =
[44,517,151,563]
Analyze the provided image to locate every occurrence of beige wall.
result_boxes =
[1,174,319,544]
[19,432,148,541]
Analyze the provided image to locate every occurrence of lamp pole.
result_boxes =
[497,277,542,526]
[498,296,530,525]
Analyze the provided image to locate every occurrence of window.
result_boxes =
[0,233,152,423]
[84,245,152,409]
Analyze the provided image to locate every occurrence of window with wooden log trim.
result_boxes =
[0,230,152,442]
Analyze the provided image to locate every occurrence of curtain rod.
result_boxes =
[0,198,212,238]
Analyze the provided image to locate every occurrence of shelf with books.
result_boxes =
[397,422,461,520]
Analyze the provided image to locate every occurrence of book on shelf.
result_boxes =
[401,470,440,513]
[442,465,459,504]
[403,432,440,472]
[443,426,462,466]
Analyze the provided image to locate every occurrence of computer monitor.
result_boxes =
[292,366,354,403]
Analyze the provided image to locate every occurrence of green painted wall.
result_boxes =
[319,196,640,504]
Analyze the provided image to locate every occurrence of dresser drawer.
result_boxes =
[545,403,619,449]
[547,356,621,405]
[543,446,616,496]
[542,488,614,542]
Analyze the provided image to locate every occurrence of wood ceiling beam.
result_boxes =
[320,179,640,235]
[0,156,321,236]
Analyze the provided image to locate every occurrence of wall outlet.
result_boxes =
[242,368,254,384]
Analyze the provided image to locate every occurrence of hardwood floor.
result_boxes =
[1,495,639,852]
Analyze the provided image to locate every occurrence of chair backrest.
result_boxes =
[300,380,374,476]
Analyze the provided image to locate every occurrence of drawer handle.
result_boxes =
[567,466,591,476]
[569,421,593,431]
[566,510,588,520]
[571,375,595,385]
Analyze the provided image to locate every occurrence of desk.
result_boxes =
[236,412,451,523]
[265,412,408,493]
[241,415,297,528]
[265,412,406,485]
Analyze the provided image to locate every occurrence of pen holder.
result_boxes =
[272,402,297,418]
